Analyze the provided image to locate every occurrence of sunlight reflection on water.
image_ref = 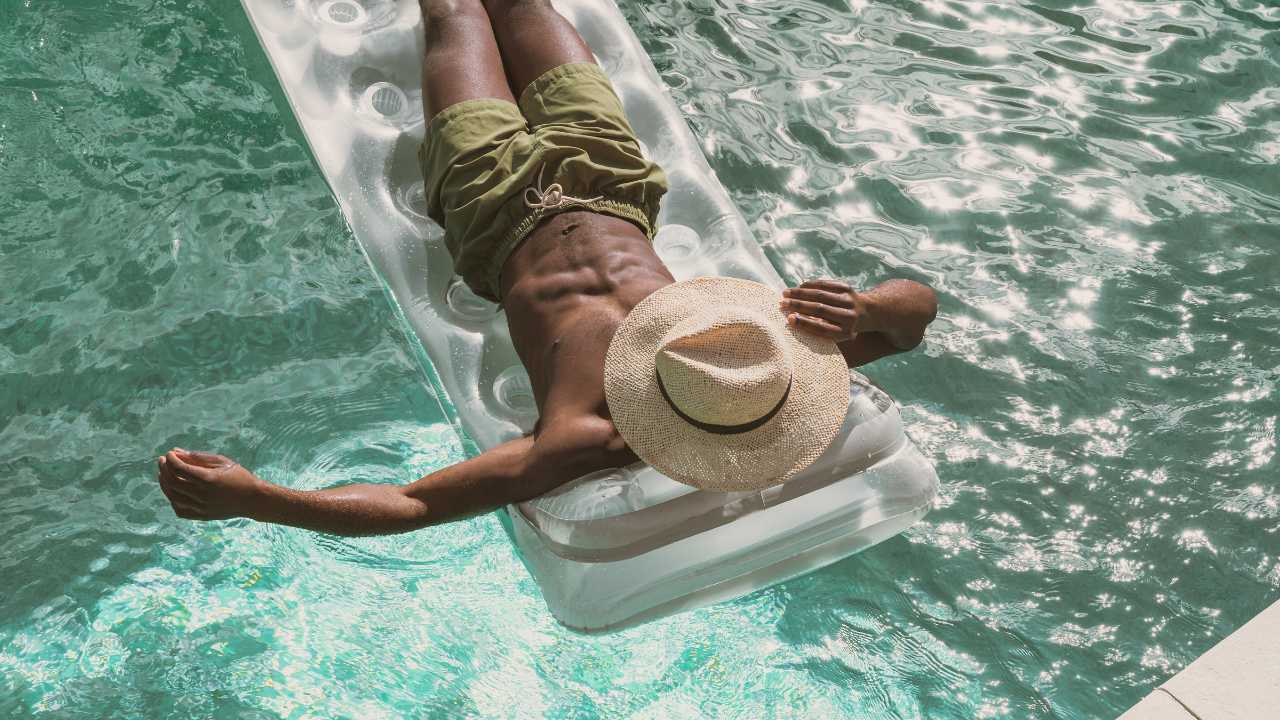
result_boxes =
[1,0,1278,718]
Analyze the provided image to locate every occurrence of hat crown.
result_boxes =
[655,308,793,428]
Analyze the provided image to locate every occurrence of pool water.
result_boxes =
[2,0,1277,717]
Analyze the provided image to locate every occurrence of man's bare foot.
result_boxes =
[156,449,267,521]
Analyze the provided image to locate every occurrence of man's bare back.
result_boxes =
[155,0,937,535]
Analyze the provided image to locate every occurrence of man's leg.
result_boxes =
[481,0,596,98]
[419,0,516,119]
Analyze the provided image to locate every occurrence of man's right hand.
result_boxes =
[780,277,939,367]
[779,278,870,342]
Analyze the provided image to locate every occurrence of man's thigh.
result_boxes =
[420,0,515,119]
[482,0,596,99]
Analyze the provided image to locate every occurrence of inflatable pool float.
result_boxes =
[240,0,939,631]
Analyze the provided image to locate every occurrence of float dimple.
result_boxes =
[445,276,499,322]
[367,83,406,119]
[325,0,363,24]
[494,366,537,417]
[399,180,430,220]
[653,224,700,261]
[316,0,368,29]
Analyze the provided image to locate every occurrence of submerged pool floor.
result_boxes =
[2,1,1278,718]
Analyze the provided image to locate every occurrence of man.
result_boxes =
[156,0,937,534]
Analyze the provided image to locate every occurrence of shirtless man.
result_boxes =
[155,0,937,534]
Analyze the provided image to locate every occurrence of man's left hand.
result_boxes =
[157,449,266,521]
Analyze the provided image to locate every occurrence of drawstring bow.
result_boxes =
[523,164,602,210]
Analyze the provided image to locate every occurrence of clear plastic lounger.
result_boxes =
[241,0,939,631]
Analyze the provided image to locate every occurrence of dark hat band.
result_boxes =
[655,372,793,435]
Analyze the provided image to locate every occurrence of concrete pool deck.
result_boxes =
[1119,598,1279,719]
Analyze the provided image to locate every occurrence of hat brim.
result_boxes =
[605,277,850,492]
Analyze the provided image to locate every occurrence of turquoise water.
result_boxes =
[2,0,1278,717]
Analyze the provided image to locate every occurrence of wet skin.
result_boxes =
[501,212,674,448]
[155,0,938,535]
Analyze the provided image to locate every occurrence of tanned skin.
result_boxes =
[155,0,938,536]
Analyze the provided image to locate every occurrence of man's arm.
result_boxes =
[156,418,627,536]
[779,278,938,367]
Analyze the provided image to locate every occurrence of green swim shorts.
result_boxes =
[419,62,669,303]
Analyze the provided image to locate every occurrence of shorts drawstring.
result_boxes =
[523,164,603,210]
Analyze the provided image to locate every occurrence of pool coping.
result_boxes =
[1118,597,1280,719]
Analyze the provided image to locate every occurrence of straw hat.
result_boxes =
[605,277,850,492]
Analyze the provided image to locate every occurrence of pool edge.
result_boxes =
[1118,597,1280,719]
